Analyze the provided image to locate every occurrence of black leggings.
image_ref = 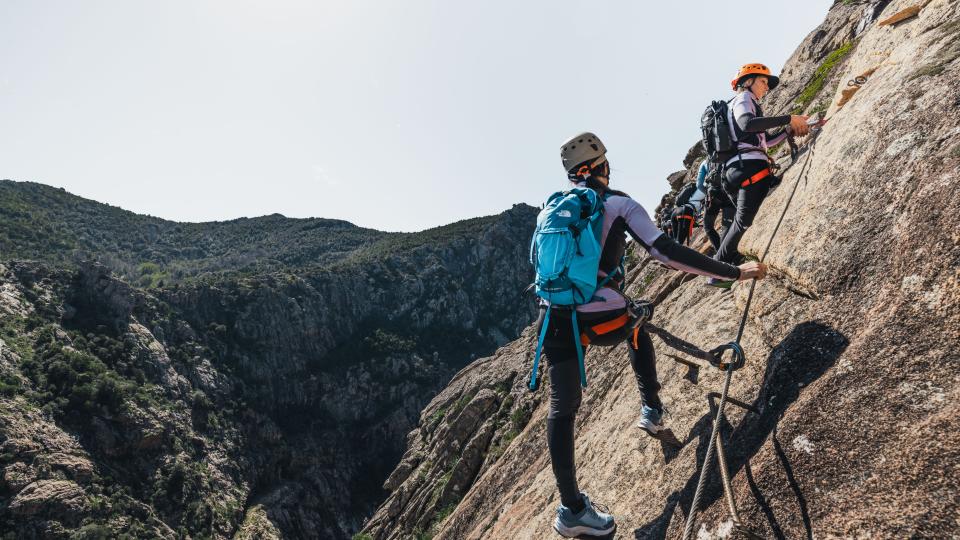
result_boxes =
[539,310,661,509]
[715,159,773,264]
[704,190,735,252]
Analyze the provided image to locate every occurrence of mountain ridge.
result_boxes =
[0,179,533,286]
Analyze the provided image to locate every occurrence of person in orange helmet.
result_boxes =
[708,63,811,287]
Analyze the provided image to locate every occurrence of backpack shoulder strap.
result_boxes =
[529,308,551,391]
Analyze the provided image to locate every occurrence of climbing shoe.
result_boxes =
[637,405,665,437]
[706,278,735,289]
[553,492,616,538]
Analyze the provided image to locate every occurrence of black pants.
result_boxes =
[715,159,772,264]
[670,206,695,245]
[538,309,661,509]
[704,189,735,252]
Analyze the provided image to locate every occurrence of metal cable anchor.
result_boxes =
[708,341,746,371]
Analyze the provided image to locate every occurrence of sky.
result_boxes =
[0,0,833,232]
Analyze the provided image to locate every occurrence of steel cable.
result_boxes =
[681,133,820,540]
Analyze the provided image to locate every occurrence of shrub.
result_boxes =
[72,523,115,539]
[0,373,21,397]
[450,390,477,417]
[190,389,213,409]
[487,429,518,461]
[363,329,416,354]
[510,406,531,431]
[792,41,854,114]
[20,330,135,417]
[431,503,458,532]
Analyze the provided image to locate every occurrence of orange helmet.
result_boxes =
[731,63,780,90]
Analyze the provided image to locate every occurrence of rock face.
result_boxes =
[364,1,960,538]
[0,203,538,538]
[8,480,88,521]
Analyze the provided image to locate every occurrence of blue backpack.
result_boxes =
[529,187,615,391]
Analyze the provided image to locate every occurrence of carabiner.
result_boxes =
[708,341,746,371]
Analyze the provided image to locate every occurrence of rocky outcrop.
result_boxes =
[365,1,960,538]
[8,480,88,521]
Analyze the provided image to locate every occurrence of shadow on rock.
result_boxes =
[576,532,616,540]
[633,321,848,539]
[656,429,683,463]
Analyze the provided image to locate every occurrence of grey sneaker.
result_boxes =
[553,492,616,538]
[637,405,665,437]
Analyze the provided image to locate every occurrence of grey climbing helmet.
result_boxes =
[561,132,607,174]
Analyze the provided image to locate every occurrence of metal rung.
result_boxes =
[665,354,704,384]
[707,392,760,415]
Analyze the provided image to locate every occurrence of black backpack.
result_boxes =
[674,182,698,207]
[701,100,738,164]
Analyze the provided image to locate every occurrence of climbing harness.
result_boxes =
[739,168,771,188]
[679,128,824,540]
[580,312,631,346]
[627,299,654,329]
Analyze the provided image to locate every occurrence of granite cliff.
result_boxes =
[0,183,538,539]
[364,1,960,538]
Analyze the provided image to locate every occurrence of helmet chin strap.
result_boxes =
[740,77,767,98]
[570,155,609,183]
[567,155,610,188]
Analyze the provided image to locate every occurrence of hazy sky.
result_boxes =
[0,1,833,232]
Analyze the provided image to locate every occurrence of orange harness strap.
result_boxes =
[740,168,771,187]
[580,313,630,346]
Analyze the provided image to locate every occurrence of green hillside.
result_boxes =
[0,180,511,287]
